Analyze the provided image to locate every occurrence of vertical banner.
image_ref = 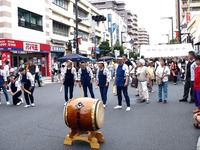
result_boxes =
[1,51,11,69]
[186,12,191,24]
[108,14,112,33]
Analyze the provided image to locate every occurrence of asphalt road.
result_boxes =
[0,82,199,150]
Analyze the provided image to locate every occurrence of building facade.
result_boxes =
[89,0,139,51]
[138,27,149,46]
[0,0,51,76]
[0,0,111,76]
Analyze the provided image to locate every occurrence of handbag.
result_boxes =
[131,77,138,88]
[156,67,165,85]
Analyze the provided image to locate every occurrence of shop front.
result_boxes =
[0,39,51,76]
[51,46,65,61]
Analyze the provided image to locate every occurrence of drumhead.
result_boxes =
[95,101,104,129]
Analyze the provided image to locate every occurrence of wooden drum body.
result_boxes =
[64,97,104,131]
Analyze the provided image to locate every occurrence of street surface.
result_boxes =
[0,81,199,150]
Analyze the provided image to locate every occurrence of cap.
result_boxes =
[139,59,145,66]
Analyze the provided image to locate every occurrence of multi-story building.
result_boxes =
[88,0,138,51]
[138,27,149,46]
[0,0,110,76]
[0,0,51,76]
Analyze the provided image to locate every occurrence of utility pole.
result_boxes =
[177,0,182,43]
[75,0,79,54]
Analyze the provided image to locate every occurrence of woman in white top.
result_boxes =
[156,58,170,104]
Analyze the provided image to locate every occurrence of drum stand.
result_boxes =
[64,129,104,149]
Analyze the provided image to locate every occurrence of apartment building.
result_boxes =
[89,0,138,50]
[0,0,110,76]
[0,0,51,76]
[138,27,149,46]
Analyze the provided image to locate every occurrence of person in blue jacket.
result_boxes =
[114,56,131,112]
[78,61,95,98]
[96,61,111,108]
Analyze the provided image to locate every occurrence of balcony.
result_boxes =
[127,29,134,35]
[127,23,134,29]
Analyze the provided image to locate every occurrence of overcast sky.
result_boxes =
[123,0,176,45]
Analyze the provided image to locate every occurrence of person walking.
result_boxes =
[78,61,95,98]
[96,61,111,108]
[156,58,170,104]
[108,59,115,80]
[170,59,179,85]
[0,66,10,105]
[34,62,41,87]
[136,59,150,104]
[179,51,196,103]
[147,61,155,93]
[61,60,77,105]
[193,55,200,113]
[114,56,131,111]
[19,67,35,108]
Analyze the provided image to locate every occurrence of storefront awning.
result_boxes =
[0,39,50,53]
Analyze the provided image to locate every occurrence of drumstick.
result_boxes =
[23,89,32,95]
[59,85,63,93]
[12,90,20,96]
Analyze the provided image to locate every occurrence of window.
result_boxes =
[18,8,43,31]
[53,21,68,37]
[53,0,68,10]
[78,30,88,41]
[73,5,88,18]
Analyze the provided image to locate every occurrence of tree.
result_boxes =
[98,41,110,56]
[113,42,124,55]
[169,39,178,44]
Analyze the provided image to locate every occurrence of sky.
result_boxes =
[123,0,176,45]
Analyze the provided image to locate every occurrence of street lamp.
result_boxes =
[161,17,174,40]
[177,0,182,43]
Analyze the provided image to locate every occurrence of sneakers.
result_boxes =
[24,105,30,108]
[146,100,150,104]
[64,102,67,106]
[158,99,162,103]
[16,101,22,106]
[30,103,35,107]
[0,101,1,105]
[163,100,167,104]
[20,98,24,103]
[103,104,106,108]
[126,107,131,112]
[6,101,10,105]
[114,105,122,109]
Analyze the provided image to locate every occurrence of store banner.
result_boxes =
[0,39,50,53]
[51,46,65,52]
[24,42,40,52]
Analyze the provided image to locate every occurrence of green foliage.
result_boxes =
[98,41,111,56]
[169,39,178,44]
[113,42,124,55]
[129,52,139,59]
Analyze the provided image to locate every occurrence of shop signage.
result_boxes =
[0,39,50,53]
[51,46,65,52]
[24,42,40,52]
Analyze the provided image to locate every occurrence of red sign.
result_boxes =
[23,42,40,52]
[186,12,191,24]
[0,39,50,52]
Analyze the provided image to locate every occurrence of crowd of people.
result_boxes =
[0,60,43,107]
[1,52,200,128]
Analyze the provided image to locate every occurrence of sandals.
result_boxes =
[193,123,200,129]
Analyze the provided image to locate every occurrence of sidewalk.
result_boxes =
[42,76,53,84]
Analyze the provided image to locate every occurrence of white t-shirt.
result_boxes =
[156,66,170,82]
[4,65,9,77]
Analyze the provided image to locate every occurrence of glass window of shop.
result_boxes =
[53,21,69,37]
[73,5,88,18]
[53,0,68,10]
[78,30,89,41]
[18,7,43,31]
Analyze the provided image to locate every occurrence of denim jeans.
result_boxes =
[158,81,168,100]
[0,86,9,102]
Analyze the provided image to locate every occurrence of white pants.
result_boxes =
[138,81,149,100]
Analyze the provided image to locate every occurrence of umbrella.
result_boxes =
[57,53,89,62]
[98,56,115,61]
